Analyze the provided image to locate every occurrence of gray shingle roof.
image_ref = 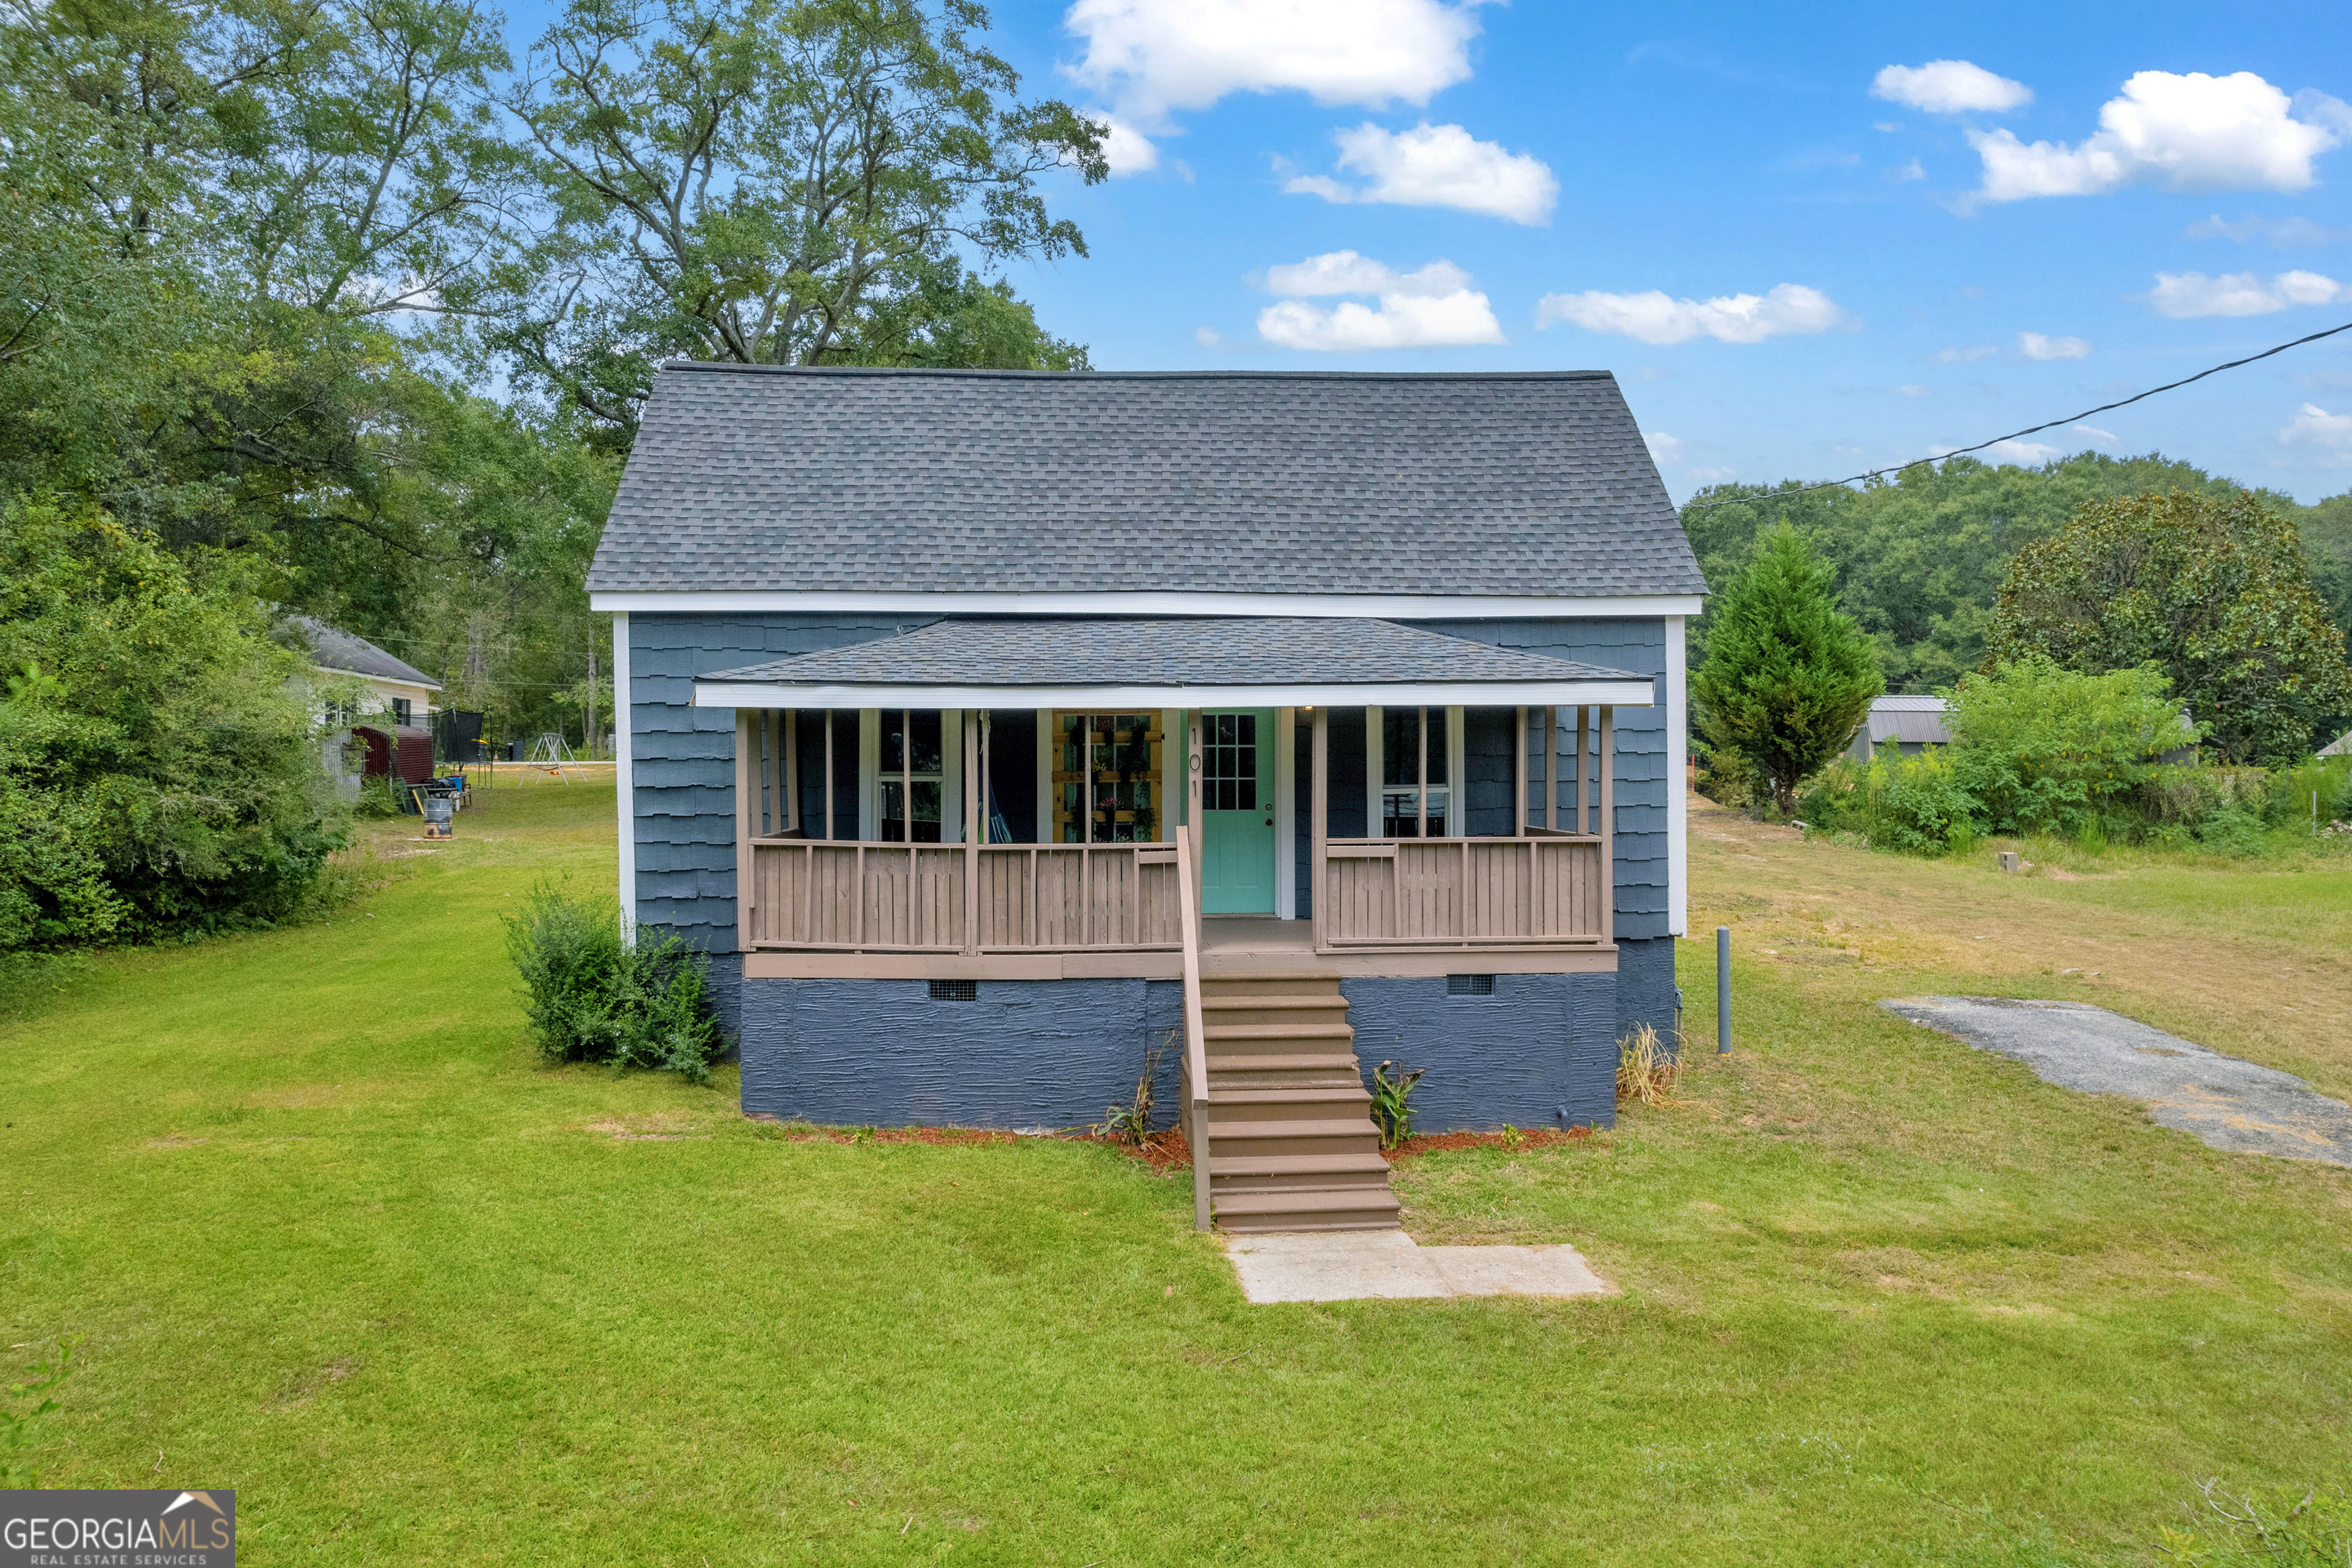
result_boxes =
[589,367,1706,598]
[292,615,440,689]
[704,617,1644,689]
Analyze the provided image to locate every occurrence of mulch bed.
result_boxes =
[1086,1129,1192,1171]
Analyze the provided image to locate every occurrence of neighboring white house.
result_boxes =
[292,617,441,795]
[2322,728,2351,759]
[1847,695,1951,760]
[296,616,441,726]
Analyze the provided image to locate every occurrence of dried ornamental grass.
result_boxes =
[1616,1023,1681,1107]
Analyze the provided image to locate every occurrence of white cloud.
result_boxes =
[2074,424,2119,442]
[2020,332,2091,360]
[2185,212,2350,247]
[2146,269,2346,317]
[1967,71,2341,203]
[1936,344,2000,363]
[1285,122,1559,225]
[1282,172,1352,202]
[1895,384,1930,397]
[1872,60,2032,115]
[1263,251,1470,297]
[1642,430,1683,463]
[2280,402,2352,460]
[1193,326,1222,347]
[2298,90,2352,137]
[1989,439,2063,463]
[1254,251,1504,352]
[1895,158,1926,181]
[1535,283,1849,345]
[1087,112,1160,175]
[1063,0,1482,128]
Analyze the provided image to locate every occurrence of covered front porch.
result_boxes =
[697,618,1654,980]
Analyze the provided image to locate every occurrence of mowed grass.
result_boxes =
[3,781,2350,1565]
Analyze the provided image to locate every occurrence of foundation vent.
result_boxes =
[1446,973,1495,996]
[928,979,978,1002]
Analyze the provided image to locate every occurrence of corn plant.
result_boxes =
[1370,1060,1425,1150]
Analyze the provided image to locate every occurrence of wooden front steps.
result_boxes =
[1199,969,1400,1233]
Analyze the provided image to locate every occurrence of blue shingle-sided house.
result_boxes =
[588,366,1706,1232]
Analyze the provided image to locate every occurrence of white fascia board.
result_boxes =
[591,589,1706,619]
[693,680,1659,710]
[315,663,445,693]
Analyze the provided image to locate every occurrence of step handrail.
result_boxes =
[1174,822,1211,1231]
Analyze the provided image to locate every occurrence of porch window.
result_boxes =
[1381,706,1449,837]
[1055,712,1163,843]
[880,709,943,842]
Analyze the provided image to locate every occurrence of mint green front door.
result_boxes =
[1201,710,1277,915]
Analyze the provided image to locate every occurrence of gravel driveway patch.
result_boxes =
[1881,996,2352,1167]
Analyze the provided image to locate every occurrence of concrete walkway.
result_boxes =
[1882,996,2352,1167]
[1224,1229,1615,1304]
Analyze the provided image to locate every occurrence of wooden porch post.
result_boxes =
[1311,706,1329,950]
[1187,710,1204,910]
[733,710,755,951]
[784,711,798,834]
[1415,706,1428,840]
[1598,706,1615,944]
[962,710,980,956]
[822,710,835,841]
[1514,705,1527,836]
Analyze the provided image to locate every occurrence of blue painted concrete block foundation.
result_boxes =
[1341,972,1619,1131]
[740,978,1183,1129]
[738,971,1620,1131]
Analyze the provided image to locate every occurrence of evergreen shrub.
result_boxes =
[504,882,723,1083]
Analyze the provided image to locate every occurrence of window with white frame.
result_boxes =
[1381,706,1450,837]
[880,709,943,842]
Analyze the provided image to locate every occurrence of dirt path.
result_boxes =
[1686,795,2352,1102]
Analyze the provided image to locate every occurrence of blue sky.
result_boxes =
[922,0,2352,502]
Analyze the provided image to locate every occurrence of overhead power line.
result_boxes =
[1679,317,2352,514]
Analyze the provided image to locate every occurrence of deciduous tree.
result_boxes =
[1987,489,2352,764]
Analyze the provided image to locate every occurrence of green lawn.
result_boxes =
[4,781,2350,1564]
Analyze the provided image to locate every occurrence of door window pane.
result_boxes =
[1205,712,1258,813]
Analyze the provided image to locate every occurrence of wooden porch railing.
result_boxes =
[1174,825,1210,1232]
[1317,835,1609,949]
[742,839,1183,954]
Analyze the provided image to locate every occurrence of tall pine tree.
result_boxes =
[1693,524,1883,814]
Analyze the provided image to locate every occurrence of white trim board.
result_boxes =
[694,680,1658,710]
[1665,616,1688,938]
[612,612,635,942]
[590,590,1705,619]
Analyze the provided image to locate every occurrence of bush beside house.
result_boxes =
[0,503,345,971]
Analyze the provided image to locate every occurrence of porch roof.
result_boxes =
[692,617,1655,710]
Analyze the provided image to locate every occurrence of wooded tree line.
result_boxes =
[0,0,1102,741]
[1687,466,2352,835]
[1680,452,2352,697]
